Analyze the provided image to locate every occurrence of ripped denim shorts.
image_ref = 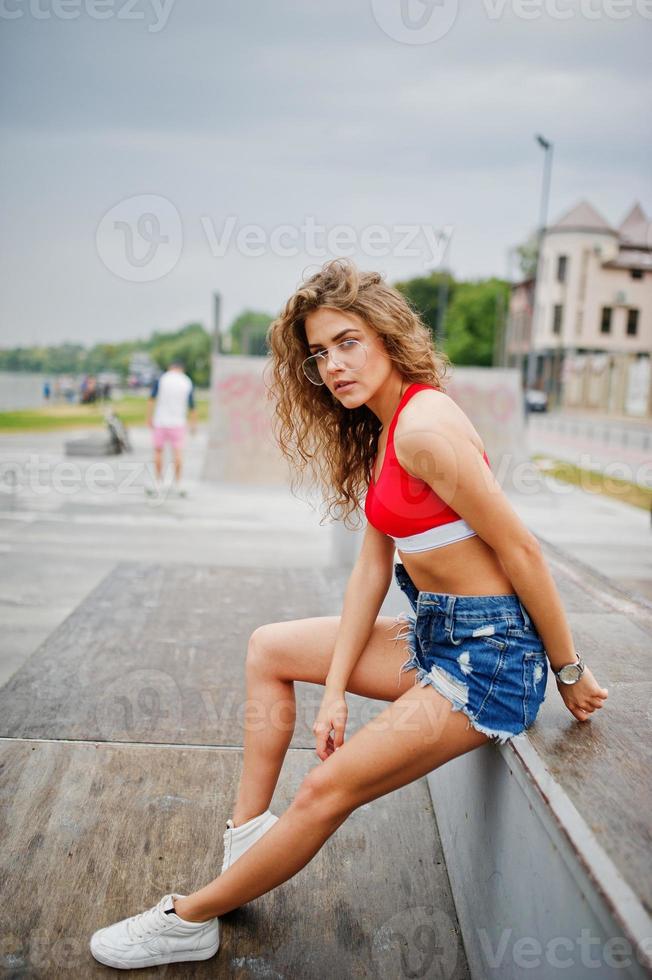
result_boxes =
[393,562,548,745]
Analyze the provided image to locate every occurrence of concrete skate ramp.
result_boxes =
[445,366,529,489]
[201,355,529,490]
[201,355,293,486]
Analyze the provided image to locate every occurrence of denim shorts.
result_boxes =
[392,562,548,745]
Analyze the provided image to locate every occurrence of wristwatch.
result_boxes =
[554,653,585,685]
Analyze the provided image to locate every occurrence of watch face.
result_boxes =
[559,664,580,683]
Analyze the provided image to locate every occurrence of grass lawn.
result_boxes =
[532,454,652,512]
[0,396,210,432]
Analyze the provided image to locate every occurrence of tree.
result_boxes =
[393,270,456,342]
[514,234,539,280]
[149,323,211,386]
[0,323,212,385]
[228,310,274,356]
[444,278,510,366]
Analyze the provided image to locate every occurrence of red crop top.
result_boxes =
[364,382,492,542]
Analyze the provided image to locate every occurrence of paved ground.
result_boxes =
[0,424,332,688]
[527,411,652,487]
[503,469,652,602]
[1,421,650,689]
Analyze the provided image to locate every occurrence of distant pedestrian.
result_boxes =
[43,380,51,401]
[146,360,197,497]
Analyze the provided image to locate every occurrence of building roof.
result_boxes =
[545,199,651,269]
[548,199,617,234]
[603,249,652,271]
[618,202,651,248]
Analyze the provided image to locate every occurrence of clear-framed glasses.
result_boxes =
[301,339,369,386]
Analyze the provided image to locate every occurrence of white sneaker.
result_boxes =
[89,892,219,970]
[222,809,279,874]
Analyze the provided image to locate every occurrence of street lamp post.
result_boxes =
[436,273,449,348]
[213,291,222,354]
[527,134,554,390]
[435,234,452,349]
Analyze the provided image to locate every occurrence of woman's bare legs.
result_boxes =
[175,680,489,921]
[231,614,420,826]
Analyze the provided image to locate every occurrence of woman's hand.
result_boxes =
[556,665,608,723]
[313,687,348,761]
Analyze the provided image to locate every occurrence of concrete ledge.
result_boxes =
[424,539,652,980]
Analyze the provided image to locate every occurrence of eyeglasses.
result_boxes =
[301,339,369,386]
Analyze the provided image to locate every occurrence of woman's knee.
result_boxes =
[246,624,279,674]
[293,767,351,821]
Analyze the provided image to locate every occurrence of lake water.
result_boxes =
[0,371,50,411]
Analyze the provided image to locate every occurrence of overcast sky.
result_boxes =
[1,0,650,347]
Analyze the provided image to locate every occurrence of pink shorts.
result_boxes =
[152,425,186,450]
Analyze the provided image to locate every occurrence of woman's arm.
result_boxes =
[313,523,394,759]
[393,393,608,722]
[325,523,395,691]
[493,538,574,670]
[393,394,574,665]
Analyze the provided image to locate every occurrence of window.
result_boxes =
[600,307,612,334]
[627,309,639,336]
[552,304,563,335]
[556,255,568,283]
[630,269,643,280]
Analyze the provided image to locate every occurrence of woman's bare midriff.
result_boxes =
[378,394,513,596]
[398,533,515,597]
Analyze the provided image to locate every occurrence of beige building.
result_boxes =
[504,200,652,418]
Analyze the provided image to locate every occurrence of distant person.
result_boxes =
[42,380,51,401]
[146,360,197,497]
[63,377,75,403]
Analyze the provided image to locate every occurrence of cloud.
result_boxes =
[0,0,650,345]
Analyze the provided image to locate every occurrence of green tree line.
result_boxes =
[0,323,213,387]
[227,272,510,367]
[0,271,510,382]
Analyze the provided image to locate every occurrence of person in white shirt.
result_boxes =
[146,360,198,496]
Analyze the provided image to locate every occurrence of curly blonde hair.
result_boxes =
[264,258,452,529]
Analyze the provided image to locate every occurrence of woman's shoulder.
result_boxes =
[395,387,486,456]
[399,387,460,429]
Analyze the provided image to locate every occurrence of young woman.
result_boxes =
[90,258,609,969]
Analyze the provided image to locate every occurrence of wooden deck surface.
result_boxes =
[0,562,470,978]
[528,538,652,916]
